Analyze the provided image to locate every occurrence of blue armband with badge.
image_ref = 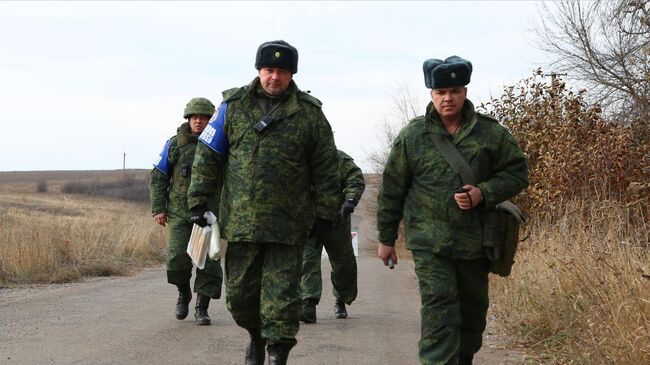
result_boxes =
[153,138,171,175]
[198,101,229,156]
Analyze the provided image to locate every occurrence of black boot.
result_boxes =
[267,342,296,365]
[245,328,266,365]
[334,300,348,319]
[194,294,211,325]
[299,300,317,324]
[459,353,474,365]
[175,283,192,320]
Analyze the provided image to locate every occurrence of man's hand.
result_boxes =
[154,212,168,227]
[339,199,356,219]
[454,184,482,210]
[309,218,332,238]
[377,243,397,268]
[189,204,209,227]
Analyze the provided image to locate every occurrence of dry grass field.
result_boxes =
[0,170,166,284]
[490,200,649,364]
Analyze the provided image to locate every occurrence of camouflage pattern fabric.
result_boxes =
[377,99,528,362]
[225,241,303,345]
[300,150,364,305]
[338,150,365,204]
[149,122,223,297]
[412,251,489,365]
[377,100,529,259]
[188,78,340,245]
[166,216,223,298]
[301,218,357,305]
[188,78,340,344]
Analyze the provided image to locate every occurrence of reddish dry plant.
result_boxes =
[480,69,650,224]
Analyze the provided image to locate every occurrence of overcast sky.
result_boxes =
[0,1,551,172]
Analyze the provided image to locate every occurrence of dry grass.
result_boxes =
[0,170,166,285]
[490,199,649,364]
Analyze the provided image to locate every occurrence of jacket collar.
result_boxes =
[177,122,198,146]
[243,77,301,120]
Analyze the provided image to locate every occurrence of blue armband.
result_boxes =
[198,101,229,155]
[153,139,171,175]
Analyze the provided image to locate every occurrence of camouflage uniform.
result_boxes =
[150,122,223,299]
[377,100,528,364]
[187,77,340,345]
[301,150,365,307]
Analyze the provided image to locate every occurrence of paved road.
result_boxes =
[0,252,525,365]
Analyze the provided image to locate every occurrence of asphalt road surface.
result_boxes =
[0,250,526,365]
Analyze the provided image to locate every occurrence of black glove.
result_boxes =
[339,198,356,219]
[189,203,209,227]
[309,218,332,238]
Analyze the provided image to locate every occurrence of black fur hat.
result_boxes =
[255,40,299,74]
[423,56,472,89]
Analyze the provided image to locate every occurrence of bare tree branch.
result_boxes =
[534,0,650,131]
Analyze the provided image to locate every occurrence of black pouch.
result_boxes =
[484,201,524,277]
[180,163,190,177]
[253,115,274,133]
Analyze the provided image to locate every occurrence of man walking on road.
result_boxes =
[300,149,365,323]
[376,56,528,365]
[150,97,223,326]
[187,40,340,365]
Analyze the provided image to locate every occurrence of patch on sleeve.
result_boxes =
[153,139,171,175]
[198,101,229,155]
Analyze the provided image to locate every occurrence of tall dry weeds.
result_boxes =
[491,200,649,364]
[0,190,166,284]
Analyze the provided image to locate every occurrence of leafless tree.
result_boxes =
[365,83,424,174]
[535,0,649,133]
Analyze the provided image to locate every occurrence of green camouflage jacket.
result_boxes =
[338,150,365,205]
[377,99,528,259]
[187,77,340,245]
[150,122,219,219]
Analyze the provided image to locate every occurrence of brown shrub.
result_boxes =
[60,176,150,203]
[36,179,48,193]
[479,70,650,221]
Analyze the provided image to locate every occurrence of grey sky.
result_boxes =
[0,1,549,172]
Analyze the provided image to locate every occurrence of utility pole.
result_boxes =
[542,72,568,111]
[122,151,126,179]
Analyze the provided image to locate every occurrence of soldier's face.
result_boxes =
[189,115,211,135]
[259,67,292,96]
[430,87,467,120]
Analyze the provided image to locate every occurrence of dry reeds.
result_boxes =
[0,172,166,285]
[491,199,649,364]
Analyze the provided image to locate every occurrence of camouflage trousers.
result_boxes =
[300,218,357,305]
[225,241,303,345]
[412,250,490,365]
[166,216,223,299]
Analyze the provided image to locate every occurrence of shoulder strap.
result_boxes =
[297,91,322,108]
[429,133,477,185]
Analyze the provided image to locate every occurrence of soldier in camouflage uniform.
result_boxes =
[376,56,528,365]
[150,97,223,326]
[300,149,364,323]
[187,40,340,365]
